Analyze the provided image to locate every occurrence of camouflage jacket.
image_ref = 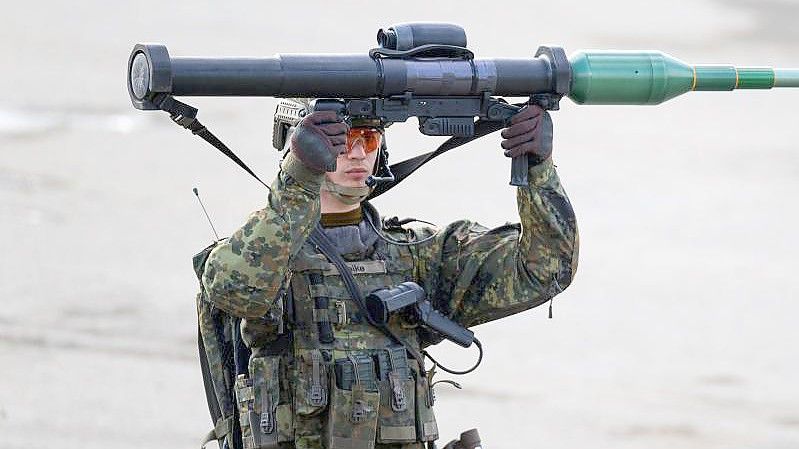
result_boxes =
[200,156,578,449]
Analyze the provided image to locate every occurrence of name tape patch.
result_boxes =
[323,260,388,275]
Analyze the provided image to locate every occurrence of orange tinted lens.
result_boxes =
[346,128,382,154]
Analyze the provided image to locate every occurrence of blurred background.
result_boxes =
[1,1,798,448]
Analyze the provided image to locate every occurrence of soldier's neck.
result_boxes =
[320,189,361,214]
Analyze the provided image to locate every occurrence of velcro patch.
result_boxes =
[423,420,439,438]
[379,425,417,442]
[323,260,387,276]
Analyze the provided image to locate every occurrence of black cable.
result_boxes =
[422,337,483,375]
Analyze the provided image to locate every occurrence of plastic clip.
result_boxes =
[334,300,348,327]
[389,373,407,412]
[259,398,275,434]
[308,351,327,407]
[387,347,408,412]
[351,400,370,423]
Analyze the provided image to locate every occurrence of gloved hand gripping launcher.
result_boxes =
[126,22,799,193]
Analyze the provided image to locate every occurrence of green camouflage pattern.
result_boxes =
[197,296,237,440]
[287,237,431,448]
[203,169,322,319]
[200,157,578,448]
[409,158,579,329]
[194,243,239,449]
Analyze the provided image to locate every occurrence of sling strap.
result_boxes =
[154,94,505,199]
[200,416,234,449]
[367,119,506,200]
[154,94,270,189]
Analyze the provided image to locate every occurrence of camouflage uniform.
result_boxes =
[201,156,578,449]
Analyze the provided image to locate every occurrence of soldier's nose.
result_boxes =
[347,140,367,159]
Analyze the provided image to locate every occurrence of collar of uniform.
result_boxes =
[321,206,363,228]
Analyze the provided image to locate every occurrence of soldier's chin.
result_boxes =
[326,174,367,188]
[343,171,370,183]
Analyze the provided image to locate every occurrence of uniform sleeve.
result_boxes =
[412,158,579,328]
[201,154,323,318]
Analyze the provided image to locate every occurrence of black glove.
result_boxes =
[289,110,347,173]
[500,104,553,165]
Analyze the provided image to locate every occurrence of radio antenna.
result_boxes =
[193,187,220,240]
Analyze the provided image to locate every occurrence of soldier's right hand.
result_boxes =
[289,111,347,173]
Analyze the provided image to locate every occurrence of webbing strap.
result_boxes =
[200,416,234,449]
[367,118,506,200]
[198,325,240,449]
[154,94,503,199]
[154,94,270,189]
[308,225,425,369]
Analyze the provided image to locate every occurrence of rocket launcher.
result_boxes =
[126,23,799,188]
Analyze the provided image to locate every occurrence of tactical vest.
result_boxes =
[232,231,439,449]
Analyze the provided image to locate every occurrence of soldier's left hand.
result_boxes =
[500,104,553,164]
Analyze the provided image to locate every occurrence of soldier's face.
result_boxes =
[326,128,381,187]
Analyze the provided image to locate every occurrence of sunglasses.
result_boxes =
[346,127,383,154]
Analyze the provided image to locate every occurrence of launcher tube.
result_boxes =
[128,44,799,111]
[128,43,556,109]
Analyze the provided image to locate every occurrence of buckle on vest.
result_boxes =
[308,351,327,407]
[386,347,409,412]
[389,372,407,412]
[259,396,275,434]
[334,300,348,327]
[420,369,435,408]
[308,386,326,407]
[344,353,377,423]
[351,399,372,423]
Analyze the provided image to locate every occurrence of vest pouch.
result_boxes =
[234,374,256,448]
[235,356,292,449]
[327,356,380,449]
[412,362,439,442]
[375,347,417,444]
[295,349,329,417]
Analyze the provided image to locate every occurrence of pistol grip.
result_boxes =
[509,154,529,186]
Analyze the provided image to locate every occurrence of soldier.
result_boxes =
[200,101,579,449]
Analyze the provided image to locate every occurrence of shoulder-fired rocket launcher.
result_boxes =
[127,23,799,187]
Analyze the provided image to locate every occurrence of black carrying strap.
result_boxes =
[155,94,270,190]
[307,225,426,369]
[367,118,506,200]
[198,330,236,449]
[154,94,504,199]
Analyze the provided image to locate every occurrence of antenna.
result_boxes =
[193,187,220,240]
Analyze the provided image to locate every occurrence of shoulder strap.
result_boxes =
[154,93,503,199]
[154,94,270,190]
[367,118,505,200]
[308,225,425,369]
[194,242,243,449]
